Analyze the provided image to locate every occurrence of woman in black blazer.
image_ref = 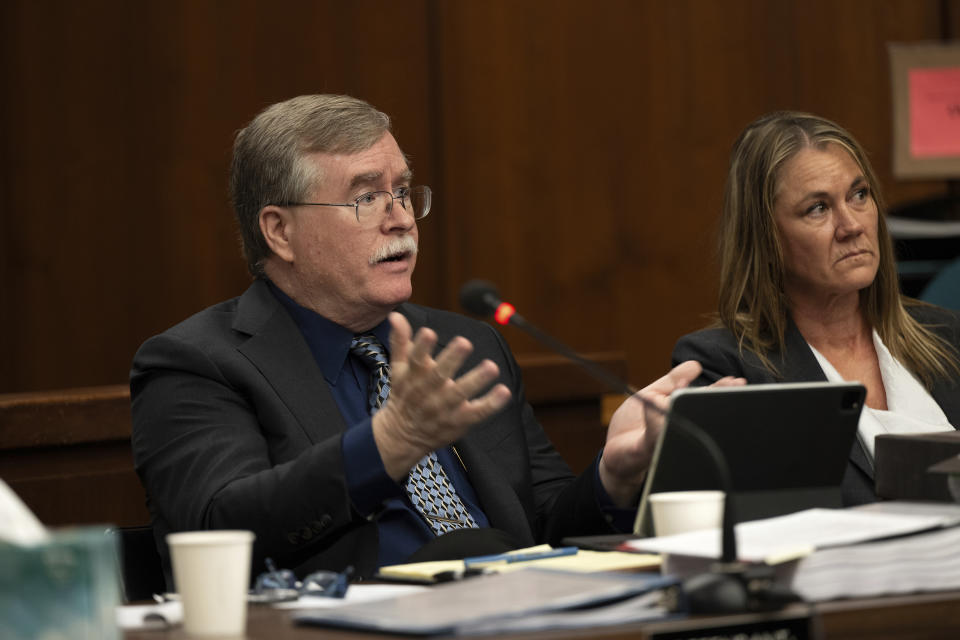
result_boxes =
[673,112,960,505]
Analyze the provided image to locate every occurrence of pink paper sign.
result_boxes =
[909,68,960,157]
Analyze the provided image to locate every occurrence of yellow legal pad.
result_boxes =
[378,544,661,582]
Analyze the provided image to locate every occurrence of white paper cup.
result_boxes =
[166,530,255,637]
[649,490,724,537]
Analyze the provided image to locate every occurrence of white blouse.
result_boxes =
[809,331,954,460]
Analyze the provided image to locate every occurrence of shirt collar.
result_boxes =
[266,280,391,384]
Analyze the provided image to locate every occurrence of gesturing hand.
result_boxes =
[372,312,512,480]
[598,361,745,508]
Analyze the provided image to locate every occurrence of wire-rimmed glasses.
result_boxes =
[276,185,431,224]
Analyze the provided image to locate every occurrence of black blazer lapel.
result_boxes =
[776,320,830,382]
[454,440,536,545]
[779,320,874,481]
[233,280,347,443]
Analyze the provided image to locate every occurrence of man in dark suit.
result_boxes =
[131,94,717,583]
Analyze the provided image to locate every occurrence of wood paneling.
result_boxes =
[0,0,438,392]
[0,0,957,396]
[433,0,957,386]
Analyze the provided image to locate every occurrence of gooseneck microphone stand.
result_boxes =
[459,279,801,614]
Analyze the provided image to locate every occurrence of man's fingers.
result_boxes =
[453,359,500,399]
[662,360,702,390]
[711,375,746,388]
[380,326,512,456]
[637,360,702,401]
[433,336,474,380]
[455,383,511,423]
[388,312,413,364]
[398,328,477,383]
[407,326,439,369]
[637,388,669,414]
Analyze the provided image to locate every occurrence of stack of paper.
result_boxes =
[626,502,960,602]
[292,569,676,635]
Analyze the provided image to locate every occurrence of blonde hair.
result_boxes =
[717,111,958,388]
[230,95,391,277]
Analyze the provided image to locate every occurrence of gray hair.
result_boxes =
[229,95,391,277]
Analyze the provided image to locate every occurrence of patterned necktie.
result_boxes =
[350,334,478,535]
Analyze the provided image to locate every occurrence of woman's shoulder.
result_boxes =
[674,325,740,351]
[905,300,960,332]
[671,325,749,382]
[671,322,799,385]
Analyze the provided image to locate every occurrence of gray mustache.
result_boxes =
[370,235,418,265]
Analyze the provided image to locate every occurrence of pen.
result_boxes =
[464,546,578,567]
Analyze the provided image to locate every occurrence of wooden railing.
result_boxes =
[0,384,148,527]
[0,351,625,528]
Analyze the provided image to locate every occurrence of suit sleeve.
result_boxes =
[480,325,622,542]
[130,331,367,572]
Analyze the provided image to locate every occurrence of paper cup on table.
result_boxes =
[649,491,724,537]
[166,530,255,637]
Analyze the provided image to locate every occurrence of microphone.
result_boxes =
[460,279,734,557]
[459,279,799,614]
[460,280,639,397]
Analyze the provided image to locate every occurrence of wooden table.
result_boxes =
[124,589,960,639]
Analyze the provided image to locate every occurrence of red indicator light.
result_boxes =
[494,302,515,325]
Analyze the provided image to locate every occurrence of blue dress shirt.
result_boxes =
[267,283,489,566]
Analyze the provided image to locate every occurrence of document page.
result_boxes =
[625,506,958,563]
[293,569,674,635]
[0,479,49,545]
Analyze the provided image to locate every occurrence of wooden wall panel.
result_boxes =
[434,0,957,387]
[0,0,438,392]
[0,0,957,397]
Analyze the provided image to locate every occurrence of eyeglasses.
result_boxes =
[277,185,431,224]
[249,558,353,603]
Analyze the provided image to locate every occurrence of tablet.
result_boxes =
[634,381,865,536]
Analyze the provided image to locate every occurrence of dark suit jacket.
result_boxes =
[131,279,616,581]
[672,304,960,506]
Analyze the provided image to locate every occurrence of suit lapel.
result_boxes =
[778,320,874,480]
[454,438,536,545]
[775,320,829,382]
[776,308,960,483]
[233,280,347,443]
